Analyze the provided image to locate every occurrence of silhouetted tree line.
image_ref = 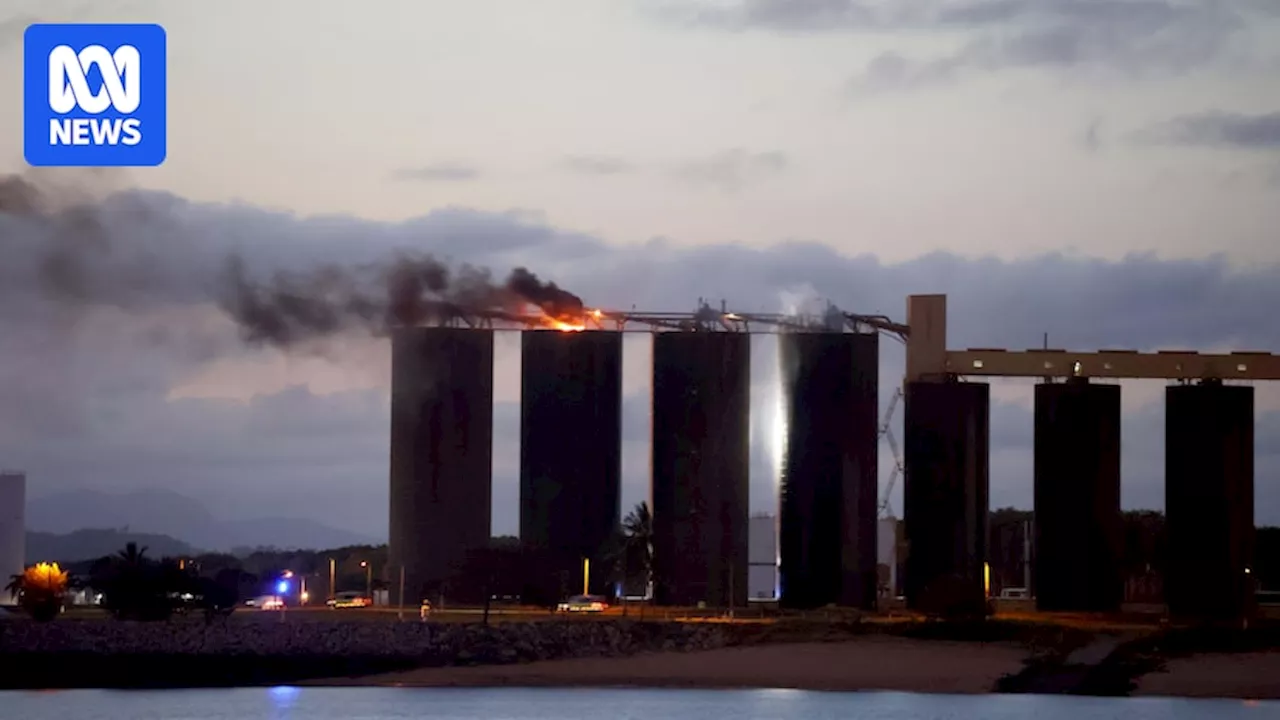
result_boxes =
[987,509,1280,596]
[81,542,238,622]
[57,542,393,621]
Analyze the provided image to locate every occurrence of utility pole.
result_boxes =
[328,558,336,602]
[398,565,405,621]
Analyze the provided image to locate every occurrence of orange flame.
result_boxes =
[532,308,603,332]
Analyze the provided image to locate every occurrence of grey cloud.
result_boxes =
[391,163,481,183]
[6,184,1280,543]
[850,4,1249,90]
[854,52,961,92]
[670,0,882,32]
[668,1,1271,87]
[1136,111,1280,150]
[562,155,637,176]
[670,149,788,192]
[675,0,1257,36]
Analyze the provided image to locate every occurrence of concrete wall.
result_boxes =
[0,472,24,605]
[1033,380,1123,612]
[777,331,879,609]
[388,328,494,605]
[520,330,623,602]
[651,332,750,608]
[903,381,990,610]
[1165,382,1255,620]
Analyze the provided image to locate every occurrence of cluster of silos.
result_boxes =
[388,321,887,609]
[901,376,1256,620]
[388,326,624,606]
[901,378,1126,613]
[647,327,885,609]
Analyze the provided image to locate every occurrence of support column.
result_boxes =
[903,381,990,612]
[1033,379,1122,611]
[1165,382,1255,620]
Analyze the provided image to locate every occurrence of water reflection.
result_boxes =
[1,687,1276,720]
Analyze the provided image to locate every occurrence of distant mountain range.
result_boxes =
[26,528,196,565]
[25,488,379,555]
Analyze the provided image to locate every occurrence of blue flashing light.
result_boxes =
[276,580,289,594]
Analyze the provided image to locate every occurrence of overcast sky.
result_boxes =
[1,0,1279,540]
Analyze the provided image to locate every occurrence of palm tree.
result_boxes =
[5,573,22,600]
[621,502,653,596]
[117,542,148,566]
[96,542,176,621]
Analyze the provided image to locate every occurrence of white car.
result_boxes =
[557,594,609,613]
[245,595,285,610]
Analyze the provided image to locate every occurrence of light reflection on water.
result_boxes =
[3,687,1278,720]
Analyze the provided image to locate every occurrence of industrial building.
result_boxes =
[910,293,1278,619]
[777,330,880,609]
[381,293,1275,620]
[387,328,494,605]
[519,330,623,603]
[1033,380,1122,612]
[748,513,778,601]
[1,471,25,605]
[651,332,750,608]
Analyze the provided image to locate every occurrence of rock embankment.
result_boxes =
[0,619,738,689]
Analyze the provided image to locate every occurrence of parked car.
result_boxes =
[245,595,284,610]
[327,591,371,609]
[556,594,608,613]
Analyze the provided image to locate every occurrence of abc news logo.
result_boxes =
[48,44,143,147]
[24,23,167,167]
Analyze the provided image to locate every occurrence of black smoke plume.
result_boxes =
[0,172,589,349]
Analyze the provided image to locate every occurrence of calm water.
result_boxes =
[3,687,1279,719]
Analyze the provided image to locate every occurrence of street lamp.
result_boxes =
[360,561,372,602]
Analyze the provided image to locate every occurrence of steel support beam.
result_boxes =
[947,349,1280,381]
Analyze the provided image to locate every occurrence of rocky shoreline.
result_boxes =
[7,616,1280,698]
[0,618,739,689]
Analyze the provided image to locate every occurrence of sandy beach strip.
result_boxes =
[321,636,1031,694]
[1133,652,1280,700]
